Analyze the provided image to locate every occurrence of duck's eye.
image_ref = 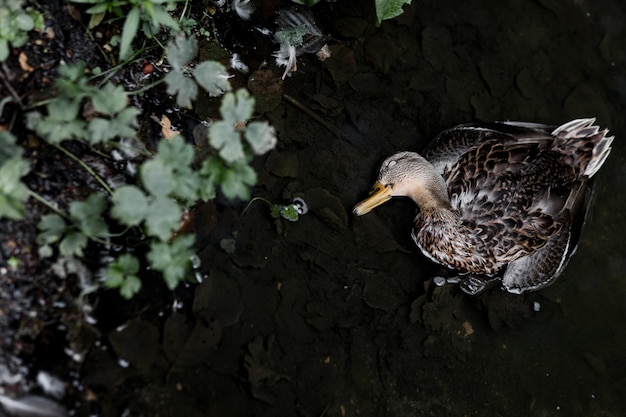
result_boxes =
[387,160,397,168]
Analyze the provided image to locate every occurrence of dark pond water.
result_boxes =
[1,0,626,416]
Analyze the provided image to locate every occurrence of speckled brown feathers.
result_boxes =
[354,118,614,294]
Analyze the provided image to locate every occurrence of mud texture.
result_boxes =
[1,0,626,416]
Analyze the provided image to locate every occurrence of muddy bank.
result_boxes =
[1,0,626,416]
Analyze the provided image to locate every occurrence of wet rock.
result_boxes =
[305,299,337,330]
[408,67,441,92]
[564,82,613,127]
[335,16,369,38]
[349,72,387,94]
[476,290,536,331]
[352,214,403,253]
[363,274,404,313]
[244,335,287,404]
[581,351,606,375]
[304,187,348,231]
[192,271,243,327]
[349,328,381,394]
[166,309,222,369]
[108,318,159,369]
[162,311,193,363]
[470,91,498,122]
[364,32,401,73]
[420,286,475,361]
[421,25,454,72]
[264,150,299,178]
[323,44,357,83]
[247,69,283,113]
[308,93,344,117]
[478,55,512,98]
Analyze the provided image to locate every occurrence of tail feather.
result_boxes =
[551,118,614,178]
[585,131,613,177]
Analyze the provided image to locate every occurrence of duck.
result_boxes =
[353,118,613,295]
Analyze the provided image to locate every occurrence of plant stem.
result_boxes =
[240,196,272,217]
[53,144,114,195]
[130,77,166,95]
[28,189,69,219]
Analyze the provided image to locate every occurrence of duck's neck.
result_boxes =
[408,170,451,211]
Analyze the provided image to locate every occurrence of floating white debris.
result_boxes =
[0,394,68,417]
[230,53,249,73]
[433,276,446,286]
[37,371,65,399]
[232,0,254,20]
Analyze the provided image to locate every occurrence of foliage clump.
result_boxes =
[0,0,44,61]
[2,7,276,298]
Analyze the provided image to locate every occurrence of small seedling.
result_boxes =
[243,196,308,222]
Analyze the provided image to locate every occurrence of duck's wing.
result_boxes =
[422,122,555,175]
[501,178,594,293]
[444,138,566,268]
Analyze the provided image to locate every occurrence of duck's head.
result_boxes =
[353,151,450,216]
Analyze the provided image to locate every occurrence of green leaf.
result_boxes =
[111,185,149,226]
[47,98,81,121]
[104,266,124,288]
[86,4,108,15]
[150,5,179,31]
[274,26,309,47]
[88,118,115,144]
[0,39,9,62]
[0,193,25,220]
[172,172,201,202]
[144,195,181,240]
[219,89,254,123]
[120,275,142,299]
[69,193,109,238]
[158,134,194,167]
[221,162,256,200]
[244,122,276,155]
[37,214,67,245]
[198,156,220,201]
[36,98,87,144]
[279,204,299,221]
[92,83,128,115]
[147,234,195,289]
[104,254,142,298]
[375,0,412,25]
[0,156,31,220]
[119,6,140,60]
[37,118,87,144]
[154,136,199,201]
[111,106,140,137]
[87,106,139,144]
[38,244,53,258]
[165,69,198,108]
[58,62,86,82]
[59,231,88,257]
[166,33,198,71]
[208,120,244,163]
[141,157,175,197]
[0,131,23,165]
[116,253,140,274]
[194,61,232,96]
[15,12,34,31]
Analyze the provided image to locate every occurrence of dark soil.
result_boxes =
[1,0,626,416]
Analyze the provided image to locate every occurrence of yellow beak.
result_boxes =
[353,181,393,216]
